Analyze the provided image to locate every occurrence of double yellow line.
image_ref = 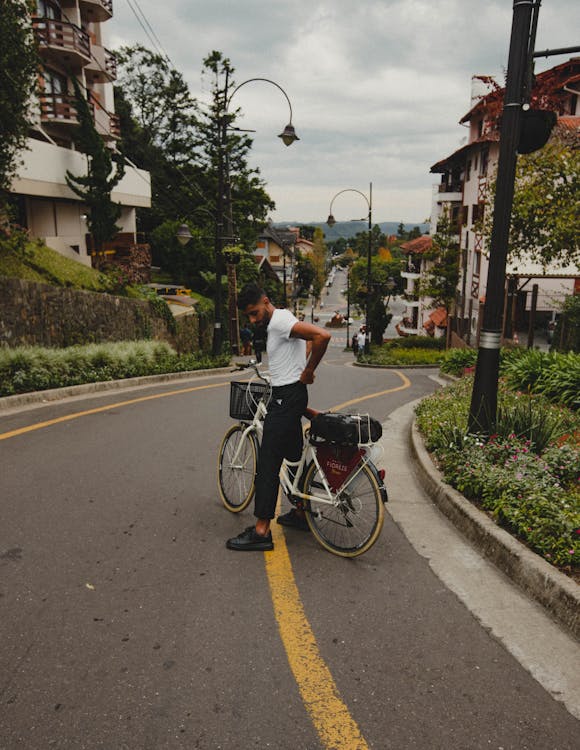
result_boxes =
[0,370,411,749]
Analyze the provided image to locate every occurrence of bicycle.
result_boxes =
[217,360,388,558]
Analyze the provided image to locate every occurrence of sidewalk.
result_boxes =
[380,397,580,719]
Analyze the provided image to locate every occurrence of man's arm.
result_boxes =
[290,321,331,384]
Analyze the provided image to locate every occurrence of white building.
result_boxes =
[9,0,151,267]
[429,58,580,344]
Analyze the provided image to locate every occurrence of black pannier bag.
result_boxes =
[310,412,382,446]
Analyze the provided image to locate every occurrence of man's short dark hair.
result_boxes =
[238,283,265,311]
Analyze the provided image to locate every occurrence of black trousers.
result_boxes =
[254,381,308,520]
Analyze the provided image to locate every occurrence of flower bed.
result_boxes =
[415,377,580,572]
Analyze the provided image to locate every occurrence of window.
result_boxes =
[466,160,471,182]
[473,251,481,275]
[36,0,61,19]
[479,147,489,176]
[42,67,67,96]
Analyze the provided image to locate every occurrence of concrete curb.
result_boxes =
[410,419,580,641]
[0,366,233,412]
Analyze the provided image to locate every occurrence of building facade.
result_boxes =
[429,58,580,344]
[9,0,151,268]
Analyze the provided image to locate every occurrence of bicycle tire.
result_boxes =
[302,460,384,557]
[217,423,258,513]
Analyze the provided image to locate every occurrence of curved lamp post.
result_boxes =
[212,76,299,355]
[327,183,372,353]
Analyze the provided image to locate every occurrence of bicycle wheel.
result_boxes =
[302,460,384,557]
[217,424,258,512]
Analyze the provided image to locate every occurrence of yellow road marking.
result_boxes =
[264,370,411,749]
[0,382,227,441]
[331,369,411,411]
[266,516,369,750]
[2,367,413,749]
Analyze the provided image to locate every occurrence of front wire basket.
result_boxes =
[229,381,271,421]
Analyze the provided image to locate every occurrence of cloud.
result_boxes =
[108,0,580,222]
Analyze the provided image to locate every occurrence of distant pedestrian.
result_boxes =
[240,325,253,356]
[352,333,359,355]
[356,327,366,353]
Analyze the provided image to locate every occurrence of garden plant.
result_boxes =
[415,375,580,573]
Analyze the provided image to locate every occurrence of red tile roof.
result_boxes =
[401,236,433,255]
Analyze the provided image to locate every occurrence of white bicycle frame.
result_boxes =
[228,368,381,511]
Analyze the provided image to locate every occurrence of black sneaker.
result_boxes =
[226,526,274,551]
[276,508,309,531]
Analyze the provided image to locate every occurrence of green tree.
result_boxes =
[66,78,125,268]
[310,227,327,300]
[294,250,315,296]
[418,209,459,315]
[0,0,39,209]
[350,256,397,344]
[349,224,386,258]
[552,294,580,353]
[480,136,579,268]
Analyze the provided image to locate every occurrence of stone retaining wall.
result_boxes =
[0,276,209,353]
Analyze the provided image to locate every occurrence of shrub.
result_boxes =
[415,378,580,569]
[0,341,229,396]
[439,347,477,376]
[384,336,446,350]
[361,345,444,367]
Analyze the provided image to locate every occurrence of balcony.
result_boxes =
[33,18,91,68]
[79,0,113,23]
[401,270,420,281]
[438,181,463,194]
[39,93,80,126]
[95,112,121,140]
[85,46,117,83]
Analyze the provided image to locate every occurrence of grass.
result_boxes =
[0,239,110,292]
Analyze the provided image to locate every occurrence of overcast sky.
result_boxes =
[109,0,579,224]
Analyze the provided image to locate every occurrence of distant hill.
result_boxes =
[274,221,430,242]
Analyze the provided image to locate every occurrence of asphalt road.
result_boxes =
[1,352,578,749]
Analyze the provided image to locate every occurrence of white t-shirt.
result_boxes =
[267,308,306,386]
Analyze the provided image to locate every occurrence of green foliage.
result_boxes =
[149,219,213,289]
[360,346,443,367]
[501,348,580,410]
[114,48,274,291]
[0,236,111,291]
[350,255,401,344]
[552,293,580,353]
[418,208,459,313]
[0,341,230,396]
[440,347,477,375]
[386,336,445,350]
[415,378,580,568]
[0,0,39,199]
[65,78,125,263]
[480,137,580,268]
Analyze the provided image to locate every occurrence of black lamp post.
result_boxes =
[213,76,299,356]
[327,184,373,353]
[467,0,540,433]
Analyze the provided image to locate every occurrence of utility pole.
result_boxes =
[467,0,537,433]
[212,68,228,357]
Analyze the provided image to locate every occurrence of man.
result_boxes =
[356,326,366,353]
[226,283,331,551]
[240,324,253,356]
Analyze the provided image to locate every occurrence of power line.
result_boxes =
[124,0,170,62]
[126,0,172,63]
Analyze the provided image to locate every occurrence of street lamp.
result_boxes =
[212,75,299,356]
[327,184,373,353]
